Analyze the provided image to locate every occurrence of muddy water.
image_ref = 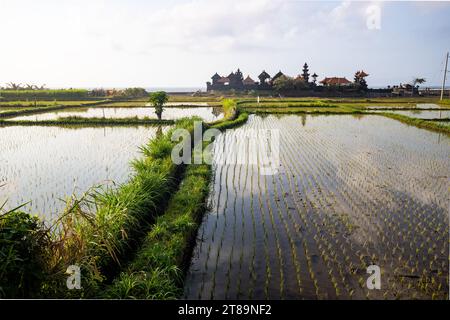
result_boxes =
[184,114,449,300]
[9,107,224,122]
[0,125,169,220]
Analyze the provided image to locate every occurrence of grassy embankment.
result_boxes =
[103,99,249,299]
[238,100,360,115]
[168,95,223,102]
[0,116,174,127]
[243,106,360,114]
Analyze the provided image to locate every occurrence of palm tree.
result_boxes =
[6,82,23,90]
[413,78,426,86]
[412,78,426,96]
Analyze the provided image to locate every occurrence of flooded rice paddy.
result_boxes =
[184,114,449,300]
[0,125,168,219]
[371,110,450,119]
[9,106,224,122]
[366,103,444,110]
[147,102,211,106]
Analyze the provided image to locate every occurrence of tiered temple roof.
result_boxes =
[217,77,229,83]
[356,70,369,78]
[211,73,221,81]
[258,70,271,83]
[243,75,256,85]
[271,71,285,83]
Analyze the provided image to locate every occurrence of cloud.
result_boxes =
[137,0,291,52]
[0,0,447,87]
[115,0,371,54]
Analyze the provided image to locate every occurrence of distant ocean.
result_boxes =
[146,87,204,93]
[72,87,205,93]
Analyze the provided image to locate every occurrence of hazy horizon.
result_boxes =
[1,0,449,88]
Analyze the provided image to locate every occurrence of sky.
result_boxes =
[0,0,449,89]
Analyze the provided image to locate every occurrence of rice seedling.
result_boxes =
[184,113,449,300]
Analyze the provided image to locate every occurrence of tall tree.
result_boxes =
[6,82,22,90]
[302,63,310,83]
[412,78,426,87]
[273,76,295,92]
[149,91,168,120]
[411,78,426,96]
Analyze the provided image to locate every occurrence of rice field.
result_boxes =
[94,101,220,108]
[371,110,450,119]
[184,114,449,300]
[8,107,223,122]
[151,102,213,107]
[366,104,444,110]
[0,125,169,219]
[242,107,349,114]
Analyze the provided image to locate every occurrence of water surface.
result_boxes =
[10,107,224,122]
[367,103,443,110]
[184,114,449,300]
[371,109,450,119]
[0,125,168,219]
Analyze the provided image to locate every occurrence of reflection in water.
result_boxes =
[212,106,224,118]
[0,125,170,219]
[10,107,224,122]
[184,114,449,300]
[301,114,306,126]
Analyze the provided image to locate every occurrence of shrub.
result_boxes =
[0,211,48,298]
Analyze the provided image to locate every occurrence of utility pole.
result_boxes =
[440,51,449,101]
